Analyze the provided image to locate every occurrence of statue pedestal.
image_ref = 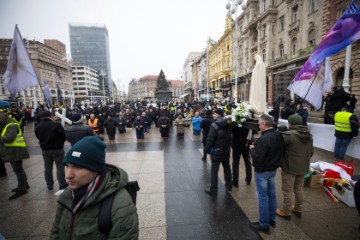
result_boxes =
[156,91,172,103]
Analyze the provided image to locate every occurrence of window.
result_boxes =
[263,0,267,11]
[291,38,297,53]
[292,5,298,22]
[279,16,285,31]
[310,0,318,13]
[279,44,284,57]
[308,29,316,46]
[262,24,267,38]
[262,49,266,61]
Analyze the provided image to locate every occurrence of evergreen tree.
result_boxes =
[156,69,169,91]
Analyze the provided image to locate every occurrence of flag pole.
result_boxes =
[301,67,321,108]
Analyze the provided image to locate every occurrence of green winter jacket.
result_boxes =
[281,125,314,175]
[50,164,139,240]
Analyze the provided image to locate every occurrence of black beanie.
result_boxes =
[64,136,106,173]
[214,108,224,116]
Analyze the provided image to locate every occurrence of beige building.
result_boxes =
[183,52,201,100]
[128,75,183,101]
[226,0,359,109]
[169,80,185,98]
[0,38,73,107]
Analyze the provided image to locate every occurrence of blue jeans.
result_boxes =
[254,169,277,228]
[334,137,351,160]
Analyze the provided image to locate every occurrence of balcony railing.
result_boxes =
[270,46,315,66]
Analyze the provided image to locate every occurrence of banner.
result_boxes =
[2,25,39,98]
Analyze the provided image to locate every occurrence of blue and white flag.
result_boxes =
[2,25,39,99]
[44,79,51,107]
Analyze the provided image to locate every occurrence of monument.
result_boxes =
[249,54,267,115]
[155,70,172,103]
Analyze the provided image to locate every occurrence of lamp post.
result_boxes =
[226,0,245,102]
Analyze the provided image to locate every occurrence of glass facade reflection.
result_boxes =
[69,23,112,97]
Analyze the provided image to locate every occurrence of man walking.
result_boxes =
[35,110,68,190]
[276,114,313,219]
[205,108,233,194]
[249,114,284,233]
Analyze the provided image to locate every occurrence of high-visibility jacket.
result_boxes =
[1,123,26,147]
[334,111,352,133]
[88,118,99,132]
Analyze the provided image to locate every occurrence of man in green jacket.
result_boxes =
[50,136,139,239]
[276,114,314,219]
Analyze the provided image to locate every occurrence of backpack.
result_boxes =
[98,181,140,235]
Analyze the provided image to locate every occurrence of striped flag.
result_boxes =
[2,25,39,99]
[288,0,360,108]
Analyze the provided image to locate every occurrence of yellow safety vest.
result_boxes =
[170,106,176,111]
[334,111,352,133]
[1,123,26,147]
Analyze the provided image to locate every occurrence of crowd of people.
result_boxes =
[0,96,359,237]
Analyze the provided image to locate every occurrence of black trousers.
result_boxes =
[232,146,252,183]
[210,155,232,191]
[0,156,6,174]
[10,160,28,191]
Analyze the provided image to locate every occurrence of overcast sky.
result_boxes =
[0,0,241,90]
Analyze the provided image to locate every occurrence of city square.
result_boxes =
[0,122,359,240]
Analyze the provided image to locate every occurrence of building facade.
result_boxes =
[322,0,360,110]
[228,0,359,109]
[207,14,233,100]
[183,52,201,100]
[0,38,73,107]
[128,75,183,100]
[69,23,112,99]
[169,80,185,99]
[71,65,99,104]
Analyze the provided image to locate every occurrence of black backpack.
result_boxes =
[98,181,140,235]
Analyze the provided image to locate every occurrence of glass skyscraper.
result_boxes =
[69,23,112,98]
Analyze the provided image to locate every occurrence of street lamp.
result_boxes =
[226,0,245,102]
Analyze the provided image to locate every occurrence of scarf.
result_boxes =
[71,173,103,215]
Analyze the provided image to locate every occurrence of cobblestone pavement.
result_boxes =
[0,123,359,240]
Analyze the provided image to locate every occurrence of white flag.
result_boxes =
[297,57,333,110]
[2,25,39,98]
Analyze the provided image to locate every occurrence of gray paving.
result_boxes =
[0,123,359,240]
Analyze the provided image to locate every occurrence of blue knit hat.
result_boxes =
[64,136,106,173]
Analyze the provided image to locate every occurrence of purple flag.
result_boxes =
[288,0,360,96]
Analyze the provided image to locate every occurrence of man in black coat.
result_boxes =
[34,110,67,190]
[205,108,233,194]
[65,113,94,146]
[200,110,213,161]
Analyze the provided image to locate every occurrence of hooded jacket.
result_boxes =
[281,125,314,175]
[205,116,233,158]
[65,119,94,146]
[50,164,139,240]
